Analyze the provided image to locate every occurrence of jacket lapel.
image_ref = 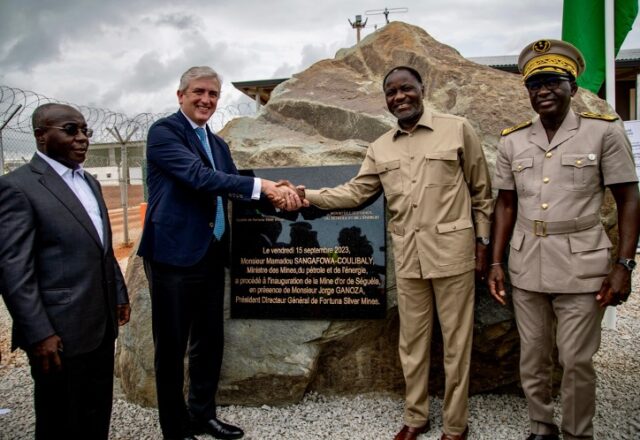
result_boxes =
[548,109,578,151]
[176,111,214,167]
[30,155,104,249]
[84,173,109,253]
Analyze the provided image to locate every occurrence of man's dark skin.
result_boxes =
[30,105,131,374]
[488,75,640,307]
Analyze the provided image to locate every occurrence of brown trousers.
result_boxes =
[397,270,474,435]
[512,287,604,440]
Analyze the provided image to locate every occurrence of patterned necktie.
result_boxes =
[195,127,225,240]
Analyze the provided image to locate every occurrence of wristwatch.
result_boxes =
[617,258,636,271]
[477,237,490,246]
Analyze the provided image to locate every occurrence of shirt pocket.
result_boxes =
[569,227,611,279]
[560,153,599,191]
[376,160,403,196]
[511,157,534,197]
[424,149,460,186]
[435,218,474,265]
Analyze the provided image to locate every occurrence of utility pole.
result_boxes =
[348,15,367,43]
[365,7,408,25]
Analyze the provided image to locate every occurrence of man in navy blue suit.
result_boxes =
[138,66,300,440]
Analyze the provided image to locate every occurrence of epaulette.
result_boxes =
[579,112,618,122]
[501,120,533,136]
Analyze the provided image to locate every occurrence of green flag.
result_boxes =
[562,0,638,93]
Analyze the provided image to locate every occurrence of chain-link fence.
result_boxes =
[0,84,255,244]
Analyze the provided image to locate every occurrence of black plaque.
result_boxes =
[231,165,386,319]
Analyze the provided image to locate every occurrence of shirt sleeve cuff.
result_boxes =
[475,222,491,238]
[251,178,262,200]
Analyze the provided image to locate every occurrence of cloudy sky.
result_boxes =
[1,0,639,116]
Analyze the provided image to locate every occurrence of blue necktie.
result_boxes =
[195,127,225,240]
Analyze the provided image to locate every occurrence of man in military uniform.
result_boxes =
[284,66,492,440]
[488,40,639,440]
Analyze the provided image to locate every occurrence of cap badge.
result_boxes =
[533,40,551,53]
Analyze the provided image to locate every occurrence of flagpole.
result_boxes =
[602,0,617,330]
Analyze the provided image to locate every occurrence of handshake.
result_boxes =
[261,179,310,211]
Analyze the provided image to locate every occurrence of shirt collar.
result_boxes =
[180,109,207,130]
[392,106,434,140]
[36,150,85,177]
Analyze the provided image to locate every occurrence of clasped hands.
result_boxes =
[262,179,309,211]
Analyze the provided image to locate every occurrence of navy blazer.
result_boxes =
[0,154,128,357]
[138,110,255,266]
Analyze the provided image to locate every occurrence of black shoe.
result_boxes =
[191,418,244,439]
[526,434,559,440]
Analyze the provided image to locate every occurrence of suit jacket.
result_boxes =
[0,154,128,357]
[138,110,255,267]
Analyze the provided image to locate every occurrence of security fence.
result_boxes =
[0,85,255,244]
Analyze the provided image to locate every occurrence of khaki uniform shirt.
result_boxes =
[306,108,492,279]
[494,109,638,293]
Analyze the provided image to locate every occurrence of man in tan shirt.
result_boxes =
[287,66,492,440]
[488,40,640,440]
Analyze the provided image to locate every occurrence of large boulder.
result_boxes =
[115,22,613,407]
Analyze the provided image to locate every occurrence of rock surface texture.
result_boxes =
[115,22,614,407]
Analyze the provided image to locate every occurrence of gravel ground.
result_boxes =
[1,259,638,440]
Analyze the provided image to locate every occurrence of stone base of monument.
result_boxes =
[115,240,531,408]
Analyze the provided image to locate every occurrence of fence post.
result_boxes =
[0,104,22,175]
[107,126,138,245]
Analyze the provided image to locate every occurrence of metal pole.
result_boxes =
[107,126,137,246]
[0,104,23,175]
[120,133,130,244]
[602,0,616,329]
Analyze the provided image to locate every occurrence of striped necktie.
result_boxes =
[195,127,225,240]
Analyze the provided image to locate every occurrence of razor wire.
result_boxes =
[0,85,256,172]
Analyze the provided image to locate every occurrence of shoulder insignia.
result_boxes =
[501,120,533,136]
[579,112,618,122]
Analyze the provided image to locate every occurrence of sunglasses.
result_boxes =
[38,123,94,138]
[525,76,571,93]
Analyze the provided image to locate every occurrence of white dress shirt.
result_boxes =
[36,151,104,245]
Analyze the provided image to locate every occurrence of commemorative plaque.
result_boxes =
[231,165,386,319]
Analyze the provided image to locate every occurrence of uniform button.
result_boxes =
[452,225,457,230]
[415,228,420,232]
[410,155,415,160]
[541,203,549,210]
[209,222,214,227]
[543,177,550,183]
[412,179,417,183]
[576,160,582,165]
[412,203,418,208]
[545,152,553,158]
[517,165,523,171]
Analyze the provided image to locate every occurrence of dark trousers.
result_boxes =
[144,240,226,438]
[29,327,115,440]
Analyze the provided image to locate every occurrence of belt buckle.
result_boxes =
[533,220,547,237]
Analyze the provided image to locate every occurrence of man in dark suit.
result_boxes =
[0,103,130,440]
[138,66,300,440]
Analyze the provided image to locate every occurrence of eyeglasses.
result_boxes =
[525,76,571,93]
[38,123,93,138]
